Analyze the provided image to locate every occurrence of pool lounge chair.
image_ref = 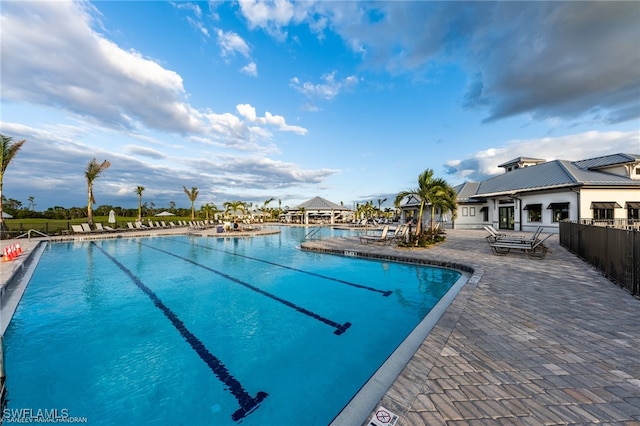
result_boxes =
[359,225,392,245]
[94,223,115,232]
[484,225,543,244]
[490,232,554,259]
[72,224,88,234]
[81,223,100,233]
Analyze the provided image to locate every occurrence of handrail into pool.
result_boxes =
[13,229,52,241]
[304,227,322,240]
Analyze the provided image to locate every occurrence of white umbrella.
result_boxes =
[1,212,13,219]
[108,210,116,224]
[155,211,175,217]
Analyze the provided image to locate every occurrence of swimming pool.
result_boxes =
[4,227,462,425]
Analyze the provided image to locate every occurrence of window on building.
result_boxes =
[480,206,489,222]
[469,207,475,216]
[523,204,542,222]
[626,202,640,220]
[462,207,468,216]
[547,202,569,222]
[591,202,621,221]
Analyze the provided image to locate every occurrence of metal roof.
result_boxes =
[453,182,481,202]
[467,153,640,198]
[497,157,546,168]
[291,196,350,211]
[573,153,640,170]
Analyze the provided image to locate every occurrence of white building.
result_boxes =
[401,153,640,232]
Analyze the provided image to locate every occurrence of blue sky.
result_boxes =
[1,1,639,211]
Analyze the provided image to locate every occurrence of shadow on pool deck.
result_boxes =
[301,228,640,425]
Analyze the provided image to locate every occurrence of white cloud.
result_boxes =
[215,28,251,58]
[444,130,640,182]
[290,71,359,100]
[236,104,307,135]
[241,61,258,77]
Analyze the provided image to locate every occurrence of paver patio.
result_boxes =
[302,228,640,425]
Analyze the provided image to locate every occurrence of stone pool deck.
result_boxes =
[2,228,639,424]
[301,229,640,425]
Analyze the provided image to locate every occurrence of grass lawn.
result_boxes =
[2,216,193,236]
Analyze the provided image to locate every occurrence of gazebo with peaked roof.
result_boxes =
[284,196,353,225]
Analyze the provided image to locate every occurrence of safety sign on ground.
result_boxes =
[369,406,399,426]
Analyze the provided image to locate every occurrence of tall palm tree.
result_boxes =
[135,186,145,221]
[262,197,275,220]
[395,168,456,235]
[85,158,111,225]
[0,134,26,237]
[377,197,387,212]
[183,186,199,221]
[428,178,458,230]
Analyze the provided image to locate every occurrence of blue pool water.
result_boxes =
[4,227,461,425]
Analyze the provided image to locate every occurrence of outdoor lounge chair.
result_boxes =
[484,225,543,244]
[94,223,115,232]
[135,221,148,229]
[71,224,88,234]
[81,223,98,233]
[359,225,392,245]
[490,233,554,259]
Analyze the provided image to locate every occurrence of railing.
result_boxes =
[304,228,322,240]
[576,218,640,230]
[560,221,639,297]
[13,229,52,241]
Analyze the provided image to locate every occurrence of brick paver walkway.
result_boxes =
[302,229,640,425]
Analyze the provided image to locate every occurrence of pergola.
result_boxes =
[284,196,353,225]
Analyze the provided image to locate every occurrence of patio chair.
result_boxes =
[94,223,115,232]
[81,223,98,233]
[490,233,554,259]
[72,224,88,234]
[359,225,391,245]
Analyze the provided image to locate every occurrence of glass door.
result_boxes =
[499,206,514,230]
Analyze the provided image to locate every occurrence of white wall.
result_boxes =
[579,187,640,219]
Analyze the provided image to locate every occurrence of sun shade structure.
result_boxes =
[284,196,353,224]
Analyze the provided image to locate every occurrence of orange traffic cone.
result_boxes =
[2,247,10,262]
[15,243,22,255]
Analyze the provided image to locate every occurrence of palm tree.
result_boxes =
[27,196,36,211]
[85,158,111,225]
[223,200,246,220]
[261,197,275,221]
[395,168,457,236]
[428,178,458,231]
[135,186,145,221]
[183,186,199,220]
[0,134,26,237]
[377,197,387,216]
[201,203,220,221]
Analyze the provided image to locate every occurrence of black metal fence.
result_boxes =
[560,221,640,297]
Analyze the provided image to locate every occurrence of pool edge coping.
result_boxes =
[299,242,481,426]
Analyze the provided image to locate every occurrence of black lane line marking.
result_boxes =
[169,237,392,297]
[141,242,352,336]
[91,242,267,422]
